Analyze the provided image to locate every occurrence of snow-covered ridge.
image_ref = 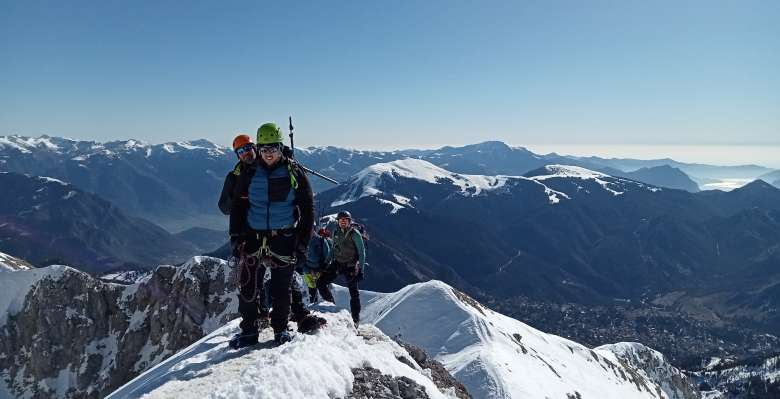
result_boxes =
[0,251,33,272]
[527,164,662,196]
[331,158,515,208]
[1,258,696,398]
[531,164,612,179]
[357,280,695,399]
[0,135,228,159]
[108,312,455,399]
[0,135,59,153]
[330,159,648,210]
[38,176,68,186]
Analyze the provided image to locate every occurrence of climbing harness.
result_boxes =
[231,235,296,303]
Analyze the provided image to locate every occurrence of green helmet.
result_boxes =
[257,122,283,145]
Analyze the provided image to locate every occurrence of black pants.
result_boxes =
[289,271,309,322]
[317,261,361,322]
[308,286,319,303]
[237,231,297,334]
[258,271,309,322]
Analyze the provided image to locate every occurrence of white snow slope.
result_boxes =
[107,310,455,399]
[109,279,683,399]
[331,159,661,211]
[0,251,32,272]
[357,281,675,399]
[331,158,568,209]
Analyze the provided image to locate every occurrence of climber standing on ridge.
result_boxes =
[303,227,333,303]
[218,134,256,215]
[317,210,366,327]
[228,122,315,348]
[219,134,314,333]
[218,134,272,329]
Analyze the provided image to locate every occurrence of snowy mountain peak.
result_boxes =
[331,158,512,208]
[0,135,61,153]
[526,164,662,196]
[463,140,512,152]
[358,280,696,399]
[360,158,458,182]
[531,164,611,179]
[0,135,228,160]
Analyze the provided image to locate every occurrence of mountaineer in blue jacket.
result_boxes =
[304,228,333,303]
[228,122,314,348]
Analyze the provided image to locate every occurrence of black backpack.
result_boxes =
[318,235,333,269]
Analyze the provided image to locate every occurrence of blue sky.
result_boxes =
[1,0,778,152]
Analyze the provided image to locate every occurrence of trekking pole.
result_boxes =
[288,116,295,157]
[287,115,340,185]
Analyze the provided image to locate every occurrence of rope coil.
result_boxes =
[231,238,296,302]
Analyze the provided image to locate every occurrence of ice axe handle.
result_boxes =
[300,165,339,185]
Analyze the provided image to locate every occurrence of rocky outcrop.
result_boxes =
[395,341,470,399]
[596,342,700,399]
[348,367,430,399]
[692,354,780,398]
[0,257,237,398]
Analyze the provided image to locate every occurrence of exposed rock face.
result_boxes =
[396,341,471,399]
[348,367,430,399]
[693,354,780,398]
[0,257,237,398]
[596,342,700,399]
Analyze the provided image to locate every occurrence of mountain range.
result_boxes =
[1,135,770,234]
[0,172,200,273]
[3,134,779,396]
[758,169,780,188]
[307,159,780,366]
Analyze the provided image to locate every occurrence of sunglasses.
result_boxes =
[258,145,281,154]
[235,144,254,156]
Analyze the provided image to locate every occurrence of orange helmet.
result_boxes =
[232,134,253,151]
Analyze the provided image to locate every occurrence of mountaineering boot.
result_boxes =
[229,332,259,349]
[289,308,311,324]
[297,314,327,334]
[274,330,294,345]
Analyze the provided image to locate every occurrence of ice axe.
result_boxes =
[288,116,339,185]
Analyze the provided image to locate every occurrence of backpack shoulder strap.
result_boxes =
[286,160,300,190]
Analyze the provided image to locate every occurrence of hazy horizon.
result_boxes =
[3,132,779,170]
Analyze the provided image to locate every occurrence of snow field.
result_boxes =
[359,280,671,399]
[108,310,454,399]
